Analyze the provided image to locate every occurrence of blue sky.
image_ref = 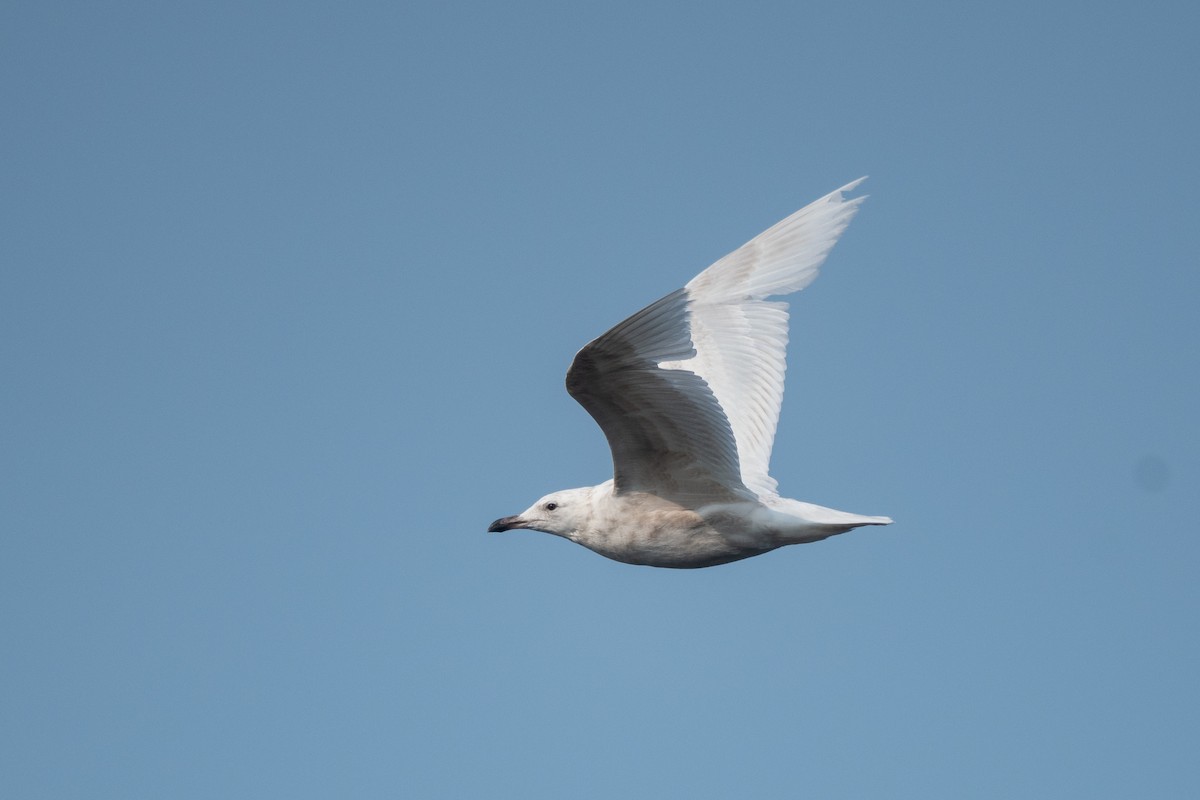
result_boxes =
[2,1,1198,797]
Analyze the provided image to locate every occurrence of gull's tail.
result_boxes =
[765,496,893,543]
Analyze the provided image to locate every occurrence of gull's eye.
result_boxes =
[545,502,558,511]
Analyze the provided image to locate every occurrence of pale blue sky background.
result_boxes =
[3,1,1198,797]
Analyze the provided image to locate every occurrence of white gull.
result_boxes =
[489,179,892,568]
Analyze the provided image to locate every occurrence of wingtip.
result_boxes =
[840,175,868,192]
[831,176,868,204]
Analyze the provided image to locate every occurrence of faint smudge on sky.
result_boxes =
[1133,454,1170,493]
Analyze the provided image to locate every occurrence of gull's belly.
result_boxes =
[574,496,779,569]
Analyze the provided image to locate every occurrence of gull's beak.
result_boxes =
[488,515,527,533]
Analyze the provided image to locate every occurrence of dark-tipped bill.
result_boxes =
[488,515,525,533]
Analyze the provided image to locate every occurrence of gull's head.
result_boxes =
[488,487,593,539]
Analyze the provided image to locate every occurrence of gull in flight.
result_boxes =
[489,179,891,568]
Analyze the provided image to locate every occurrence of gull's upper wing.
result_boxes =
[566,179,867,504]
[567,288,753,504]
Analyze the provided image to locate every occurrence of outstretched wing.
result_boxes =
[567,288,753,504]
[566,179,867,504]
